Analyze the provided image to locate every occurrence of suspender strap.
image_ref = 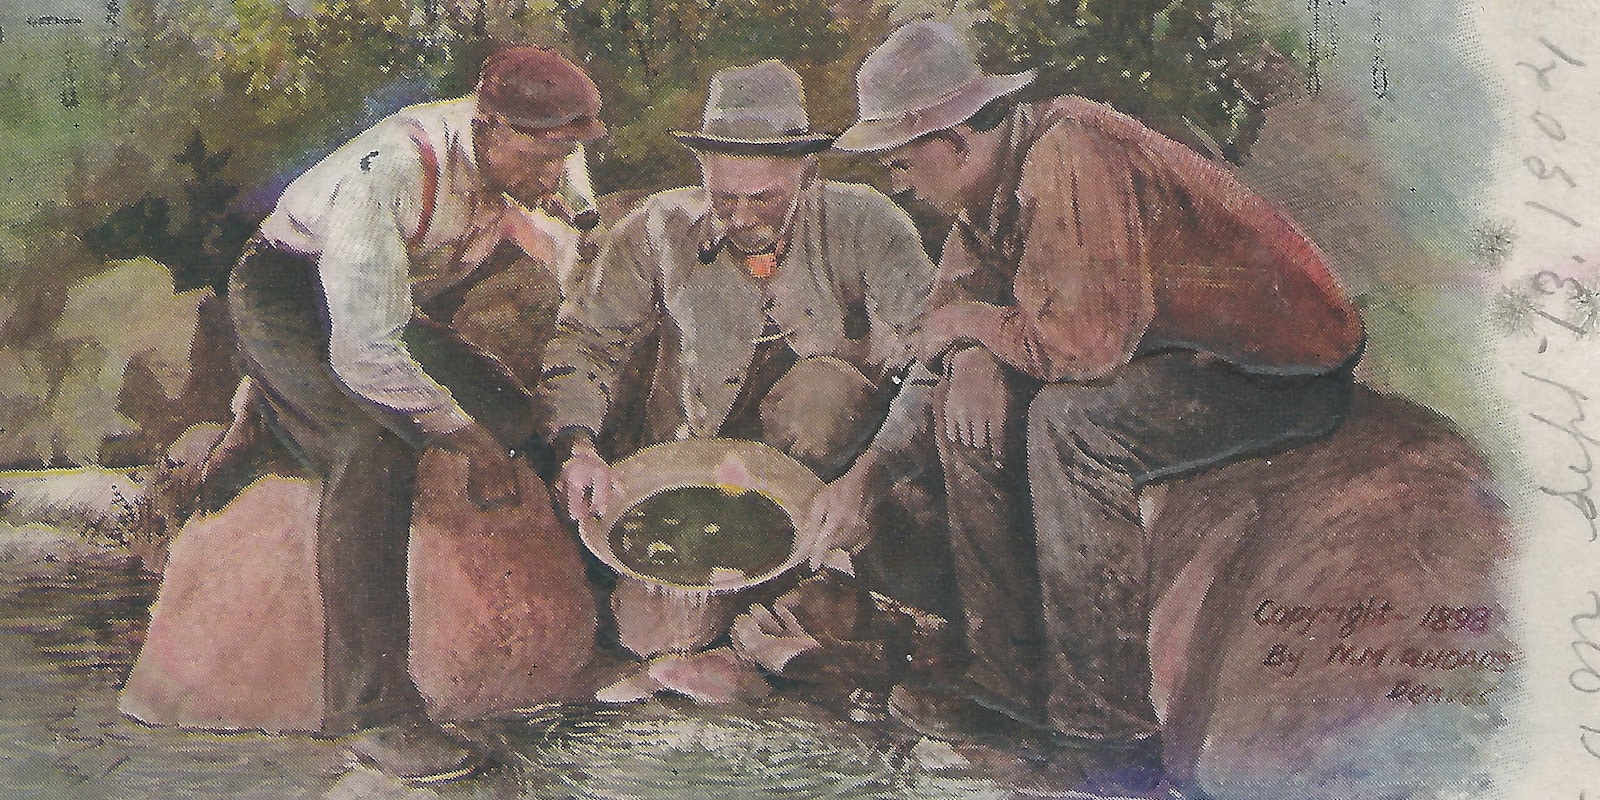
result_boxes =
[401,118,441,252]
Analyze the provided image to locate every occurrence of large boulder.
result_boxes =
[1149,387,1511,799]
[408,452,598,721]
[119,451,597,732]
[118,474,325,731]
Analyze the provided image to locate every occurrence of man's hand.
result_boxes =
[803,459,879,570]
[942,347,1009,461]
[437,424,522,511]
[556,438,616,521]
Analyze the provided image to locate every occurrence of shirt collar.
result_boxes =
[445,96,481,174]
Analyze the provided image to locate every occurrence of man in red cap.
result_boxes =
[222,46,605,783]
[812,21,1364,797]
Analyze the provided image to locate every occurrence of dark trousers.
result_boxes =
[941,349,1354,740]
[227,242,534,734]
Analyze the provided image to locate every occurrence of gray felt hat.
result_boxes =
[835,22,1035,153]
[674,60,837,155]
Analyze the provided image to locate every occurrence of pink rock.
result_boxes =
[593,662,662,704]
[120,452,598,732]
[119,475,326,731]
[648,647,772,705]
[409,450,598,721]
[1149,388,1511,789]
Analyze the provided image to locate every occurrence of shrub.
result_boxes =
[975,0,1294,160]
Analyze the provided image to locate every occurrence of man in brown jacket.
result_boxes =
[812,21,1365,796]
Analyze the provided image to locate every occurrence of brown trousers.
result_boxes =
[941,349,1354,740]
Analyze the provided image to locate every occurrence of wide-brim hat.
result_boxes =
[835,22,1035,153]
[477,46,607,142]
[674,60,837,156]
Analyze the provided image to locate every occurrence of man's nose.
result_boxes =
[730,199,760,229]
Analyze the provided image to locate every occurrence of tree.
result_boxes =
[558,0,890,194]
[975,0,1294,161]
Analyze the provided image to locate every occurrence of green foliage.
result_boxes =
[559,0,890,194]
[975,0,1292,160]
[84,133,254,294]
[113,0,430,194]
[93,0,566,294]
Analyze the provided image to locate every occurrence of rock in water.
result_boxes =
[647,647,771,704]
[408,450,597,722]
[119,475,326,731]
[120,452,597,732]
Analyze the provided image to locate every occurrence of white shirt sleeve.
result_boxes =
[315,143,473,439]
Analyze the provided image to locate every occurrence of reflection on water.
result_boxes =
[0,524,1007,800]
[494,702,1009,800]
[0,525,344,799]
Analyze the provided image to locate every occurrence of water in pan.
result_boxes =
[610,486,797,586]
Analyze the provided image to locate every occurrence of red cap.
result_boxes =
[476,46,606,141]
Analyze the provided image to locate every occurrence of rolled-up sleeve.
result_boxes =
[317,147,473,438]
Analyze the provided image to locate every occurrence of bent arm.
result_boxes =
[541,208,662,442]
[317,158,473,439]
[940,122,1155,383]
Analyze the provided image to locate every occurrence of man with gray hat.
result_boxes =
[543,60,940,688]
[811,21,1365,795]
[222,46,605,783]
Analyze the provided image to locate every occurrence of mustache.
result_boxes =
[698,227,777,263]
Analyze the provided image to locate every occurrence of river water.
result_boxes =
[0,522,1012,800]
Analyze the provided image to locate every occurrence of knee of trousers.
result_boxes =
[760,356,875,466]
[1024,382,1136,473]
[1025,383,1105,445]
